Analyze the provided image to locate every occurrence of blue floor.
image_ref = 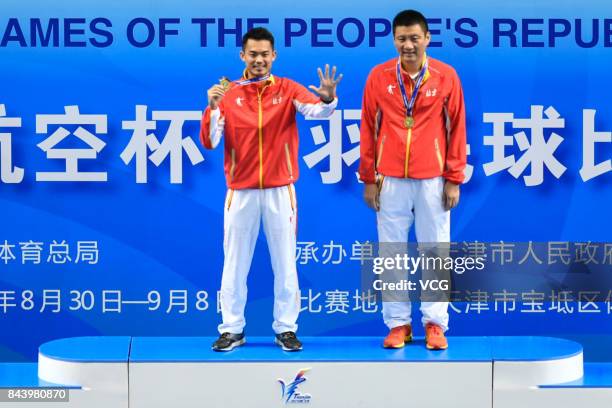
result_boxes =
[0,363,38,387]
[39,336,582,363]
[0,363,79,388]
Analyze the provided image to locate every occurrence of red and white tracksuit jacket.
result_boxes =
[200,74,337,189]
[358,57,467,185]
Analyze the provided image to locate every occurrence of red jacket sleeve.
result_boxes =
[199,101,224,149]
[358,70,379,184]
[292,81,322,105]
[443,69,467,184]
[291,80,337,118]
[199,107,213,149]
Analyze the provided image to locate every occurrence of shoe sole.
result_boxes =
[383,334,413,349]
[212,337,246,352]
[275,338,303,352]
[384,342,405,349]
[425,340,448,350]
[425,341,448,350]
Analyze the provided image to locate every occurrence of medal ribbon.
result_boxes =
[396,57,428,118]
[235,73,271,86]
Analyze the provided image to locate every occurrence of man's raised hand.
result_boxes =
[309,64,343,103]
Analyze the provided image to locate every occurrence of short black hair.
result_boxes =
[392,10,429,34]
[242,27,275,50]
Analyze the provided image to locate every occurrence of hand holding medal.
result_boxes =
[219,76,231,91]
[207,76,230,109]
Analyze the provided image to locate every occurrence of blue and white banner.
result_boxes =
[1,0,611,361]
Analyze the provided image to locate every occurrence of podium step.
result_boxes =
[1,336,606,407]
[541,363,612,388]
[29,335,592,408]
[495,362,612,408]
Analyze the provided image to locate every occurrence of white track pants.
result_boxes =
[377,176,450,331]
[218,185,299,335]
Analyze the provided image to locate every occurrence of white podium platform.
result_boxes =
[2,336,611,407]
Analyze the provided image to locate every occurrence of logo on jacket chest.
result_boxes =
[387,84,438,98]
[233,93,284,109]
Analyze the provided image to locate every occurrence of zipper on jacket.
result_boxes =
[258,92,264,189]
[404,81,414,178]
[226,189,234,210]
[257,84,271,189]
[376,174,385,194]
[287,184,295,212]
[434,138,444,173]
[404,128,412,178]
[230,148,236,182]
[284,143,294,180]
[376,134,387,171]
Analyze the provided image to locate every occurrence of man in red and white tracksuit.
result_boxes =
[200,27,342,352]
[359,10,467,350]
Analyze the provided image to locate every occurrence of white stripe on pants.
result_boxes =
[218,185,300,335]
[377,176,450,331]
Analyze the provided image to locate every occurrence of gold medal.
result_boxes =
[404,116,414,129]
[219,76,231,91]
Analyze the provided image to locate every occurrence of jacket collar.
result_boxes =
[398,53,430,84]
[241,69,276,85]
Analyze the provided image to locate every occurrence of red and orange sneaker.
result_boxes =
[383,325,413,349]
[425,323,448,350]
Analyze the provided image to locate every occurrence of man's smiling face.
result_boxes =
[240,39,277,78]
[394,24,431,69]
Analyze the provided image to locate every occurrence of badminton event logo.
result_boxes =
[277,368,312,404]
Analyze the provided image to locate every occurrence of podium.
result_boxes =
[1,336,611,407]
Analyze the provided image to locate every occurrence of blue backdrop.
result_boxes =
[1,0,611,361]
